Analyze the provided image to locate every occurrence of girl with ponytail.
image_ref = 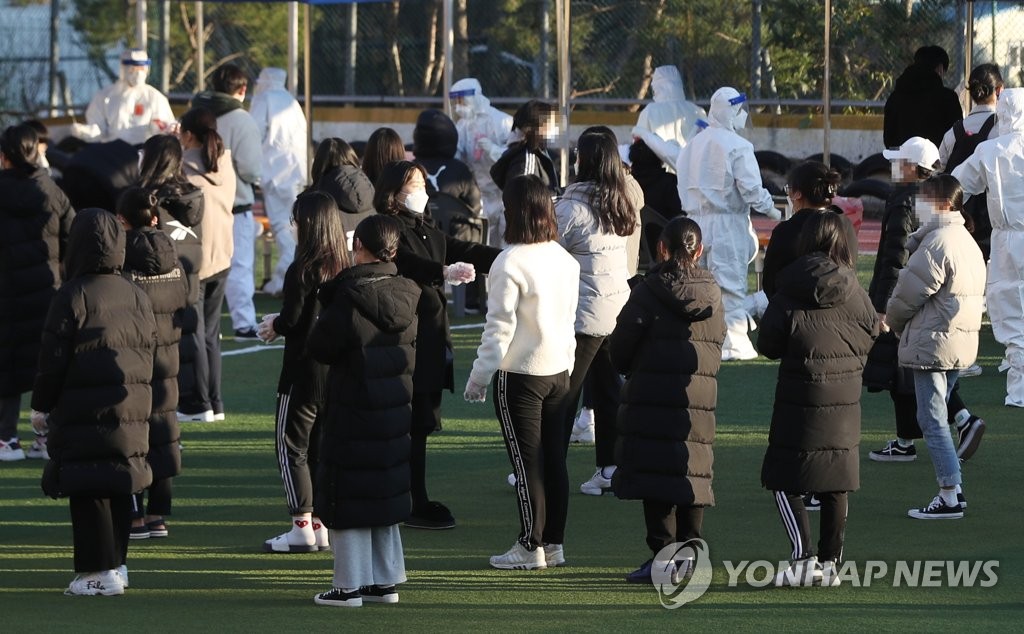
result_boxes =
[608,216,726,583]
[258,191,349,553]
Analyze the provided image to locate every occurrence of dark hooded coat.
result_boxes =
[314,164,376,233]
[123,227,188,479]
[610,263,725,506]
[883,63,963,148]
[309,261,421,529]
[32,209,156,498]
[413,109,482,216]
[0,166,74,396]
[757,253,878,493]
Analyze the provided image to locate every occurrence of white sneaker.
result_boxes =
[177,410,215,423]
[0,437,26,462]
[507,473,516,487]
[25,437,49,460]
[544,543,565,567]
[115,565,129,588]
[263,519,318,553]
[569,408,595,444]
[489,542,546,570]
[580,466,615,496]
[818,560,841,587]
[959,363,983,378]
[773,556,822,587]
[65,570,125,596]
[213,412,226,422]
[312,517,330,552]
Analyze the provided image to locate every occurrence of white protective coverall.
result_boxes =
[631,65,707,173]
[249,67,308,296]
[675,87,780,361]
[84,50,174,146]
[951,87,1024,407]
[450,77,513,246]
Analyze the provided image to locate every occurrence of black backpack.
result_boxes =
[944,114,995,260]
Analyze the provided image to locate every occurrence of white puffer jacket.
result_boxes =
[886,212,986,370]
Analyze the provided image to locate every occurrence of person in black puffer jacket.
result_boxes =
[309,215,420,607]
[118,187,189,541]
[32,208,156,595]
[0,124,74,461]
[627,139,682,219]
[137,134,207,420]
[374,161,501,530]
[610,216,725,584]
[413,109,484,309]
[259,192,351,554]
[757,213,877,586]
[309,137,376,238]
[883,45,963,149]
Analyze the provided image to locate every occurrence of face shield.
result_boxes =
[729,92,751,130]
[450,88,476,120]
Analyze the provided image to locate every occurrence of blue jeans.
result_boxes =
[912,369,962,488]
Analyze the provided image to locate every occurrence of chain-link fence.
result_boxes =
[3,0,1024,122]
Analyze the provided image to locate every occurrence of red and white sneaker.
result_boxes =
[0,437,25,462]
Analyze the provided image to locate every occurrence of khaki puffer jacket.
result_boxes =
[886,212,986,370]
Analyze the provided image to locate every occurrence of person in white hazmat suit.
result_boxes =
[675,87,781,361]
[84,50,174,146]
[631,65,706,173]
[249,67,308,296]
[951,87,1024,407]
[450,78,513,247]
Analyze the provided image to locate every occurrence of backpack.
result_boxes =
[944,114,995,259]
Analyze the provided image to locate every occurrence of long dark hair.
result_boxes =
[179,107,225,173]
[919,173,971,232]
[786,160,842,208]
[138,134,188,189]
[362,128,405,186]
[502,175,559,244]
[309,137,361,189]
[574,133,638,237]
[291,191,350,286]
[658,216,703,270]
[512,100,557,151]
[797,212,855,268]
[0,124,39,173]
[372,160,426,216]
[354,215,403,263]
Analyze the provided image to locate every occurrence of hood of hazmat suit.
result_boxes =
[250,67,308,191]
[631,66,707,173]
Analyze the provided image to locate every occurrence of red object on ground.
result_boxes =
[751,214,880,255]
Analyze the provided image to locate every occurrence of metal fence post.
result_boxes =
[556,0,570,188]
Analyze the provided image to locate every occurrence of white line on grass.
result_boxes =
[222,345,285,357]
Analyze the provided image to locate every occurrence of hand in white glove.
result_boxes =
[763,205,783,221]
[444,262,476,286]
[30,410,49,435]
[479,137,507,162]
[464,379,488,403]
[258,313,280,343]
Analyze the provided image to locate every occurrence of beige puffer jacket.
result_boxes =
[886,212,986,370]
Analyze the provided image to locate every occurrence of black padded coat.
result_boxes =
[32,209,157,498]
[123,227,188,480]
[310,261,420,529]
[0,167,74,396]
[757,253,878,493]
[610,263,726,506]
[868,184,916,313]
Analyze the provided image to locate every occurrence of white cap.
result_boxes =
[121,49,151,67]
[882,136,940,170]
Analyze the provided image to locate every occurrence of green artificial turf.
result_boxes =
[2,257,1021,631]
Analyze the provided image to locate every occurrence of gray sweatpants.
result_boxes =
[331,524,407,590]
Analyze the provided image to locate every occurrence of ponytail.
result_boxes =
[0,124,39,173]
[354,214,402,263]
[658,216,703,270]
[117,186,160,229]
[179,107,225,173]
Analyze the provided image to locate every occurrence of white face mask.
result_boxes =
[785,196,794,219]
[733,110,748,129]
[891,161,902,182]
[914,199,937,227]
[454,103,473,120]
[403,190,429,214]
[124,69,147,88]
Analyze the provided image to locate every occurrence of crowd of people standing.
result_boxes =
[0,44,1014,603]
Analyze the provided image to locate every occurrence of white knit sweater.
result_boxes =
[469,241,580,386]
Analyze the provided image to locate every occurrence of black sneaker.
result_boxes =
[234,328,260,341]
[869,439,917,462]
[956,485,967,509]
[405,501,456,530]
[803,494,821,512]
[908,495,964,520]
[314,587,362,607]
[359,585,399,604]
[956,416,985,460]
